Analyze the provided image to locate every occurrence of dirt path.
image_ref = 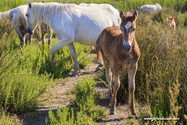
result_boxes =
[15,57,145,125]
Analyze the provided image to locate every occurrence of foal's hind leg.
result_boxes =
[102,56,112,101]
[128,64,138,119]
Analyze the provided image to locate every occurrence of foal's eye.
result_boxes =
[120,27,123,31]
[132,28,136,32]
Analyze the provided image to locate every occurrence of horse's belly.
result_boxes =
[75,33,99,46]
[74,27,102,46]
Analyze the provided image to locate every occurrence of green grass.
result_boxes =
[0,0,27,11]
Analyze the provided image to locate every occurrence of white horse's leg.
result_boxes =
[26,33,32,45]
[51,37,72,66]
[128,64,138,119]
[15,27,23,46]
[41,29,46,45]
[67,43,80,76]
[47,27,52,46]
[22,34,26,47]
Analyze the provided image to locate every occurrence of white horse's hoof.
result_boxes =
[70,74,78,77]
[70,71,79,77]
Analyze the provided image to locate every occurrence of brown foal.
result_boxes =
[96,10,140,118]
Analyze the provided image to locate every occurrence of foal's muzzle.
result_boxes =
[25,28,33,34]
[123,45,131,52]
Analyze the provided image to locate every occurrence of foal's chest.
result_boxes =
[117,53,138,68]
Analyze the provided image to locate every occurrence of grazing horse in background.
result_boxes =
[166,16,176,30]
[9,5,32,46]
[96,10,140,118]
[25,2,121,76]
[138,3,162,13]
[0,5,52,46]
[9,5,53,46]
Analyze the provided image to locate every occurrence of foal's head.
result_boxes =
[119,10,138,52]
[166,16,174,27]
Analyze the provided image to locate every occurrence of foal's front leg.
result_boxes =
[128,64,138,119]
[110,64,120,115]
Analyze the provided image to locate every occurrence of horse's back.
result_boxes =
[139,3,161,13]
[11,5,28,32]
[72,5,120,45]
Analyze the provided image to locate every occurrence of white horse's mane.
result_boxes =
[30,2,77,30]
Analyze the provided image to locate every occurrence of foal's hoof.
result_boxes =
[110,111,116,115]
[135,115,139,119]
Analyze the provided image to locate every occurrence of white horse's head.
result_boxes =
[25,2,39,34]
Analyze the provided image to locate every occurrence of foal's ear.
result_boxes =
[166,18,169,22]
[120,10,124,18]
[133,10,138,19]
[29,2,32,8]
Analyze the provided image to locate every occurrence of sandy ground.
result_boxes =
[13,57,146,125]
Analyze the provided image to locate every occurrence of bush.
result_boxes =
[46,77,106,124]
[0,111,22,125]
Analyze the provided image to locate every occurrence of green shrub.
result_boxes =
[0,111,22,125]
[0,22,54,114]
[46,77,106,124]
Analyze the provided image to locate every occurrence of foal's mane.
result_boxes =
[124,10,134,18]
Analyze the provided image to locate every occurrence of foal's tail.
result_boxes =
[96,38,102,62]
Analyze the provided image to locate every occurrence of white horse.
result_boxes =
[138,3,162,13]
[25,2,121,76]
[78,3,115,53]
[0,5,52,46]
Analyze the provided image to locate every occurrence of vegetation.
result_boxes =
[0,0,187,124]
[46,77,106,124]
